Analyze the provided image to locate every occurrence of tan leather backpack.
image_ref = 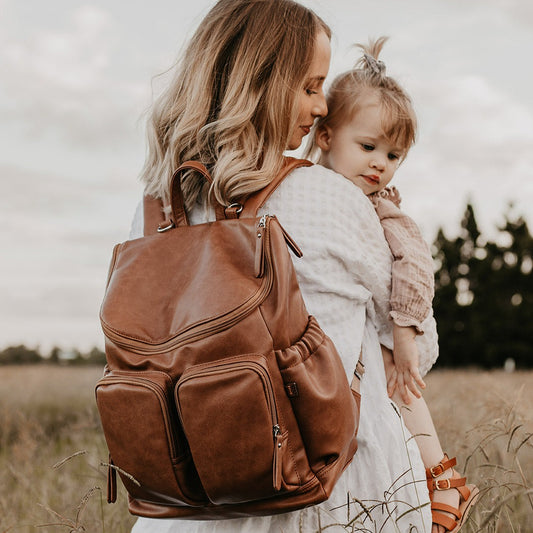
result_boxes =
[96,157,361,519]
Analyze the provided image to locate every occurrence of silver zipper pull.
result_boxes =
[272,424,283,491]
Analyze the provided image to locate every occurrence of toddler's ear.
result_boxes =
[315,126,332,151]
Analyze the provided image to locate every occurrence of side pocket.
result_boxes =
[95,369,207,506]
[276,316,358,471]
[175,354,286,505]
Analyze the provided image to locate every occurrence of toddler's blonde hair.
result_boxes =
[306,37,416,160]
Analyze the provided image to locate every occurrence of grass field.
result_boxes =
[0,365,532,532]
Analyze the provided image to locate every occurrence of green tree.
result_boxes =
[433,203,533,368]
[0,344,43,365]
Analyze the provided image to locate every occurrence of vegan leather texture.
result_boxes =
[96,157,360,519]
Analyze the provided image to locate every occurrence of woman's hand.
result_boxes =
[389,324,426,404]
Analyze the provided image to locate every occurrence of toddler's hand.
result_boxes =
[390,324,426,404]
[386,186,402,207]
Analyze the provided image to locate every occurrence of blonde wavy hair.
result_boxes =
[141,0,330,212]
[305,37,417,160]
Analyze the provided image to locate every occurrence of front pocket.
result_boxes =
[276,316,358,471]
[175,354,285,505]
[95,369,207,506]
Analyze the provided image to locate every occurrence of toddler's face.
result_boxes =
[318,95,404,195]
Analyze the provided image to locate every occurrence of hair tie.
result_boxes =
[364,53,386,77]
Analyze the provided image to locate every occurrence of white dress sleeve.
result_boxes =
[129,200,144,240]
[261,165,397,376]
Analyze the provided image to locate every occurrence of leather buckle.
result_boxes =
[429,462,445,478]
[354,359,365,381]
[435,478,451,490]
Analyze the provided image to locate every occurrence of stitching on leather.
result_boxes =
[283,431,302,486]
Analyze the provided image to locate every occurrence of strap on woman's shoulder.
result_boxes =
[143,194,165,236]
[142,157,313,234]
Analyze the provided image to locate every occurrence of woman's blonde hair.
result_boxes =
[306,37,416,160]
[141,0,330,211]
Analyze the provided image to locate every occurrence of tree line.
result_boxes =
[0,203,531,368]
[0,345,106,366]
[432,202,532,369]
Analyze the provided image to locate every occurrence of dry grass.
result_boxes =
[0,366,531,532]
[423,369,533,532]
[0,365,135,533]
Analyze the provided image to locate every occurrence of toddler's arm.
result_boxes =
[372,188,435,403]
[372,188,434,332]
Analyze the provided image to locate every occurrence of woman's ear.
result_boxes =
[315,126,332,152]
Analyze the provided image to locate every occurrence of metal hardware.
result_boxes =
[430,462,445,478]
[354,360,365,381]
[273,424,281,437]
[227,203,243,214]
[285,382,299,397]
[157,221,175,233]
[435,478,452,490]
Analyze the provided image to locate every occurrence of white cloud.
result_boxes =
[0,5,147,148]
[0,163,142,350]
[396,74,533,239]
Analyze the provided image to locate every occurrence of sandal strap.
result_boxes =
[457,483,471,501]
[426,454,457,479]
[431,510,459,531]
[431,501,462,531]
[429,475,467,492]
[431,501,462,519]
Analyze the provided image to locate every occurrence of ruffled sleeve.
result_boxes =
[372,193,435,334]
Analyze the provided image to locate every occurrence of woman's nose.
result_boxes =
[312,93,328,118]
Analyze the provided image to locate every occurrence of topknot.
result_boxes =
[355,36,388,80]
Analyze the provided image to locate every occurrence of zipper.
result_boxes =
[97,373,180,460]
[254,214,268,277]
[272,424,283,491]
[101,216,274,355]
[177,359,283,491]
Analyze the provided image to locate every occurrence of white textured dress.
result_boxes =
[129,164,436,533]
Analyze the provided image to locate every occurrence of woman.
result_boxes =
[129,0,434,530]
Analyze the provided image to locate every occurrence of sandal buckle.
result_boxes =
[435,478,452,490]
[429,462,445,478]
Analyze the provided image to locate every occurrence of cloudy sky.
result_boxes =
[1,0,532,351]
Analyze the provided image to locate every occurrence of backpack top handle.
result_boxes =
[146,157,313,234]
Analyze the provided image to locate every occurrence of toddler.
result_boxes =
[306,37,478,533]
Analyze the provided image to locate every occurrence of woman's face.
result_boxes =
[287,30,331,151]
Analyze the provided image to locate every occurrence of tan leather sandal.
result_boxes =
[426,454,479,533]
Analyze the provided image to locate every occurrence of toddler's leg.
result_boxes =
[381,346,465,533]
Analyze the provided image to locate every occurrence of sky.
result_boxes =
[1,0,532,351]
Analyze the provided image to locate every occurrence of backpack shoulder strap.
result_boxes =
[142,157,313,234]
[240,157,313,218]
[143,194,165,236]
